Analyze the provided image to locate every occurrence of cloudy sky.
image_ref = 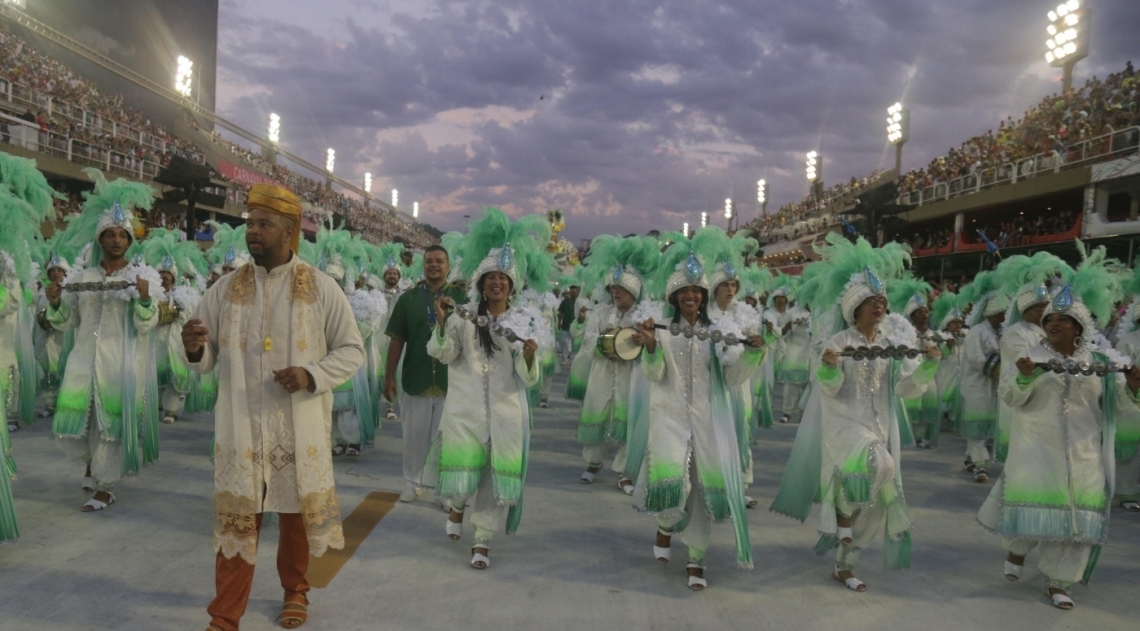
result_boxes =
[215,0,1138,242]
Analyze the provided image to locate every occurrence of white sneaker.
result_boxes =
[386,409,398,420]
[399,487,417,502]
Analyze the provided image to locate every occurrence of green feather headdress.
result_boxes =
[930,291,964,330]
[56,168,154,268]
[456,208,553,301]
[368,242,405,277]
[440,231,465,282]
[739,263,774,299]
[312,224,368,285]
[991,251,1073,325]
[1063,240,1123,327]
[581,234,660,300]
[205,221,249,269]
[803,233,909,319]
[403,252,424,283]
[141,228,208,279]
[649,226,739,300]
[887,275,933,317]
[0,151,60,220]
[0,190,43,284]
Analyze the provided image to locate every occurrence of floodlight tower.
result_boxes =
[413,201,419,219]
[174,55,193,99]
[263,113,281,163]
[887,102,910,175]
[806,151,822,198]
[392,189,399,208]
[1044,1,1090,93]
[363,173,372,208]
[757,179,767,217]
[325,148,335,188]
[682,221,690,238]
[724,197,735,231]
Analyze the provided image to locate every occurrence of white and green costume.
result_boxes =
[929,294,966,430]
[422,209,552,545]
[50,170,166,492]
[889,280,938,447]
[1113,297,1140,503]
[980,282,1134,590]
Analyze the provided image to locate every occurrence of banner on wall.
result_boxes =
[217,159,291,190]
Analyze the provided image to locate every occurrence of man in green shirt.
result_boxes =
[384,245,467,503]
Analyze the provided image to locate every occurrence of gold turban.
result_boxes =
[246,183,303,252]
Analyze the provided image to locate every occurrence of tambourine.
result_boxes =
[983,353,1001,380]
[1035,358,1131,377]
[36,308,51,332]
[157,302,181,326]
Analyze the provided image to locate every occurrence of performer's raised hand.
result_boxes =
[1127,364,1140,394]
[273,366,314,394]
[1016,357,1037,376]
[181,318,210,360]
[434,295,454,326]
[577,305,588,324]
[923,344,942,361]
[632,318,656,353]
[522,339,538,362]
[822,347,840,367]
[746,334,765,349]
[45,281,62,308]
[135,275,150,303]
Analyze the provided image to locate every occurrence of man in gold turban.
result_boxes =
[183,181,365,631]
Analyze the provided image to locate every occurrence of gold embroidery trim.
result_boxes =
[224,265,256,306]
[292,264,319,305]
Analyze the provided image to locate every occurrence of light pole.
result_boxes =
[887,102,910,176]
[363,173,372,208]
[391,189,399,208]
[413,201,419,219]
[1044,1,1089,93]
[724,198,735,231]
[682,221,690,238]
[701,211,708,228]
[325,148,335,189]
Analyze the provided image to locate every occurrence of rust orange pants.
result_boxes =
[207,512,309,631]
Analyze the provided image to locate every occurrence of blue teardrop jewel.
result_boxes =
[225,247,236,265]
[864,267,883,295]
[318,254,328,270]
[915,293,925,307]
[162,254,174,270]
[386,255,398,269]
[612,265,623,283]
[1035,284,1048,300]
[684,251,702,283]
[112,201,125,224]
[1053,285,1074,310]
[498,244,514,272]
[50,254,61,267]
[132,253,143,265]
[725,262,737,279]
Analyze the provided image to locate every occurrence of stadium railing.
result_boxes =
[898,126,1140,207]
[1,111,161,180]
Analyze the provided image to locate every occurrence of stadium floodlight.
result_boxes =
[806,151,819,182]
[325,148,335,174]
[268,113,281,144]
[886,102,910,145]
[757,179,766,204]
[682,221,689,237]
[364,173,372,194]
[724,198,733,221]
[175,55,193,98]
[413,201,419,219]
[1044,1,1089,92]
[701,211,708,227]
[391,189,398,208]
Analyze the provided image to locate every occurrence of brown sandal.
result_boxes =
[279,600,308,629]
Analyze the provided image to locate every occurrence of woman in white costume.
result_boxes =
[631,227,766,590]
[424,209,551,570]
[980,254,1140,610]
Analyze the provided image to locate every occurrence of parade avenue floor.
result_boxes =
[1,374,1138,631]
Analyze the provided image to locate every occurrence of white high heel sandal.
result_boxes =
[446,512,463,540]
[1048,588,1074,610]
[471,545,490,570]
[1003,560,1022,581]
[837,526,854,544]
[686,563,707,590]
[832,565,866,592]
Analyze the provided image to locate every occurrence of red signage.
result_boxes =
[217,159,289,189]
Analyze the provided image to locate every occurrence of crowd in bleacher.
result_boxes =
[742,170,883,242]
[0,26,436,248]
[899,62,1139,197]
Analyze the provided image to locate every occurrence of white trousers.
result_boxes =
[332,409,361,446]
[966,437,991,468]
[61,416,120,492]
[452,465,508,544]
[1004,537,1091,589]
[656,461,712,563]
[402,394,445,486]
[582,442,628,474]
[161,384,185,417]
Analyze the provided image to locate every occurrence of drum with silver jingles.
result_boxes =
[597,327,643,361]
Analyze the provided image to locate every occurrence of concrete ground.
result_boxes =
[1,375,1138,631]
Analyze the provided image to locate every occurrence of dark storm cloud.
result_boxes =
[217,0,1139,240]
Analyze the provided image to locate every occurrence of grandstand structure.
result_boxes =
[0,1,435,248]
[748,64,1140,282]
